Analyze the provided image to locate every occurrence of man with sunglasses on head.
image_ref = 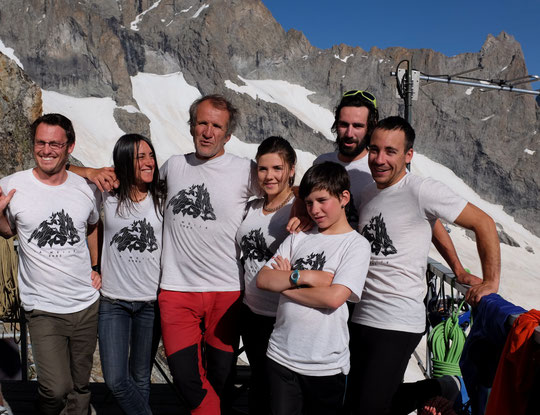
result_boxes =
[0,113,101,415]
[314,89,378,229]
[315,90,482,280]
[314,91,486,412]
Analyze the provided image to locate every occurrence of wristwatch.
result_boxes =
[91,264,101,274]
[290,269,300,286]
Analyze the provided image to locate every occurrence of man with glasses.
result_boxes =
[0,113,101,415]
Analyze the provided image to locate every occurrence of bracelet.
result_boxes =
[290,269,300,286]
[91,264,101,274]
[65,162,71,171]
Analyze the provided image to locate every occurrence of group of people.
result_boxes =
[0,90,500,415]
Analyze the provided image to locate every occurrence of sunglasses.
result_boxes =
[343,90,377,108]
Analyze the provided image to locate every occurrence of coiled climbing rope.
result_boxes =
[428,300,467,378]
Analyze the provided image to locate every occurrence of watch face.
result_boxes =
[290,269,299,285]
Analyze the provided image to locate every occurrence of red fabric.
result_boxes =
[485,309,540,415]
[159,290,242,355]
[159,290,242,415]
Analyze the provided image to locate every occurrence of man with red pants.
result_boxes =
[158,95,259,414]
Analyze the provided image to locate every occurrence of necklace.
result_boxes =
[131,190,148,203]
[263,191,294,213]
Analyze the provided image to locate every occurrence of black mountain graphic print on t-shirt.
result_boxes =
[240,228,273,262]
[167,183,216,221]
[28,209,80,248]
[110,218,158,253]
[361,213,397,256]
[293,252,326,271]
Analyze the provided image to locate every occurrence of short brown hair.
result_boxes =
[188,94,239,135]
[31,113,75,144]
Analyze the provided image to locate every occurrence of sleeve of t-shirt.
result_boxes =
[332,235,371,303]
[159,158,169,181]
[0,176,16,229]
[313,153,332,166]
[87,182,101,225]
[418,178,468,224]
[263,232,295,268]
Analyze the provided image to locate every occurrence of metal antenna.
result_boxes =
[392,62,540,122]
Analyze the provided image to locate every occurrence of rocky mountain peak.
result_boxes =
[0,0,538,235]
[0,51,42,177]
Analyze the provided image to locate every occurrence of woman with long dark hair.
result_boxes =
[74,134,165,414]
[236,136,297,415]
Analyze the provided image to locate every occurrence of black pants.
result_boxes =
[267,358,346,415]
[346,324,423,415]
[240,304,276,415]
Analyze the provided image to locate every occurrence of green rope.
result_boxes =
[428,300,467,378]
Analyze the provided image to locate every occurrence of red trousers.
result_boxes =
[159,290,242,415]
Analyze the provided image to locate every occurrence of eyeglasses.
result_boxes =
[343,90,377,108]
[34,140,69,150]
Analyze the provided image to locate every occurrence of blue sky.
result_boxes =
[263,0,539,89]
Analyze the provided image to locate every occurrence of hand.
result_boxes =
[88,167,118,192]
[455,268,483,286]
[420,396,453,415]
[91,270,102,290]
[465,281,498,306]
[0,188,16,212]
[286,215,313,233]
[270,255,291,271]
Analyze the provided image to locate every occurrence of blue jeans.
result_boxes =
[98,296,155,415]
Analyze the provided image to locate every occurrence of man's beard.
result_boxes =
[337,137,367,158]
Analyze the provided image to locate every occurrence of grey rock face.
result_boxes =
[0,52,42,177]
[0,0,538,235]
[497,229,520,248]
[496,222,520,247]
[114,108,151,138]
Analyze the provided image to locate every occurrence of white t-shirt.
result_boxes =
[236,197,293,317]
[352,173,468,333]
[160,153,258,292]
[314,152,373,228]
[0,169,100,313]
[266,229,370,376]
[100,192,162,301]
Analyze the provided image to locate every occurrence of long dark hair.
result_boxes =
[112,134,165,217]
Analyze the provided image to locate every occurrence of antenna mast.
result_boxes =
[392,60,540,122]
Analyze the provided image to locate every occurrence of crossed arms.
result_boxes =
[257,256,352,310]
